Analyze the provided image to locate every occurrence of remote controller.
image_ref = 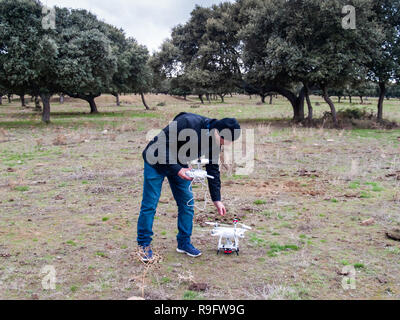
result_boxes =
[186,169,214,180]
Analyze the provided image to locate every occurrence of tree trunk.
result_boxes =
[261,94,266,104]
[141,92,150,110]
[0,95,2,105]
[322,86,338,127]
[206,93,211,103]
[199,94,204,104]
[7,94,12,103]
[264,86,305,121]
[34,96,42,111]
[59,94,64,104]
[219,94,225,103]
[112,93,120,106]
[20,95,26,107]
[87,97,99,114]
[377,82,386,121]
[295,88,305,121]
[269,94,273,105]
[359,96,364,104]
[349,95,352,104]
[304,85,313,121]
[338,96,341,103]
[40,94,51,123]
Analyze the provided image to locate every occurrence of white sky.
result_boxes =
[44,0,231,53]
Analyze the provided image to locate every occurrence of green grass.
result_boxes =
[1,147,62,167]
[95,251,106,258]
[340,260,350,266]
[249,233,267,247]
[70,285,78,293]
[254,199,267,205]
[183,290,202,300]
[231,174,248,180]
[161,277,171,284]
[260,210,273,218]
[354,263,365,269]
[364,182,384,192]
[349,181,361,189]
[267,243,300,257]
[360,191,372,199]
[14,186,30,192]
[351,129,400,141]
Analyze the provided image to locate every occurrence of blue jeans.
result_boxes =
[137,161,194,247]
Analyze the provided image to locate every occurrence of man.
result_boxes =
[136,112,241,262]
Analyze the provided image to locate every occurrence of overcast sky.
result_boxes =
[44,0,231,53]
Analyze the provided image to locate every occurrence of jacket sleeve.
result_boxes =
[206,163,221,202]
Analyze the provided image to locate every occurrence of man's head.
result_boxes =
[213,118,241,145]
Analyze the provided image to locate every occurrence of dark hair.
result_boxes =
[213,118,241,141]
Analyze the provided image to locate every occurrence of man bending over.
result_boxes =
[136,112,241,262]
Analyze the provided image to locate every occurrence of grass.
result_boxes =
[95,251,107,258]
[360,191,372,199]
[249,233,267,247]
[183,290,202,300]
[349,181,361,189]
[254,200,267,205]
[161,277,171,284]
[13,186,29,192]
[70,285,79,293]
[341,260,351,266]
[267,243,300,257]
[354,263,365,270]
[260,210,273,217]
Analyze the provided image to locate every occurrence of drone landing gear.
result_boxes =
[217,248,240,256]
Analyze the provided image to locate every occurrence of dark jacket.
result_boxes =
[142,112,222,202]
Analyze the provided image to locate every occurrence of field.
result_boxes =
[0,94,400,300]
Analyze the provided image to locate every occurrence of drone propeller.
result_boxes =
[238,223,252,230]
[204,222,231,227]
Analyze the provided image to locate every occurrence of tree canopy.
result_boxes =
[0,0,152,122]
[153,0,400,125]
[1,0,399,124]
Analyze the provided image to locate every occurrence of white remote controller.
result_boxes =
[186,169,214,180]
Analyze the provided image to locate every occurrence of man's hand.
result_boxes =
[214,201,226,216]
[178,168,193,181]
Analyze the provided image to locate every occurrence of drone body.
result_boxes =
[206,220,252,255]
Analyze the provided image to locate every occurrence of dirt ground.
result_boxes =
[0,93,400,300]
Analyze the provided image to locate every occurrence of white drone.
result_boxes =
[204,219,252,255]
